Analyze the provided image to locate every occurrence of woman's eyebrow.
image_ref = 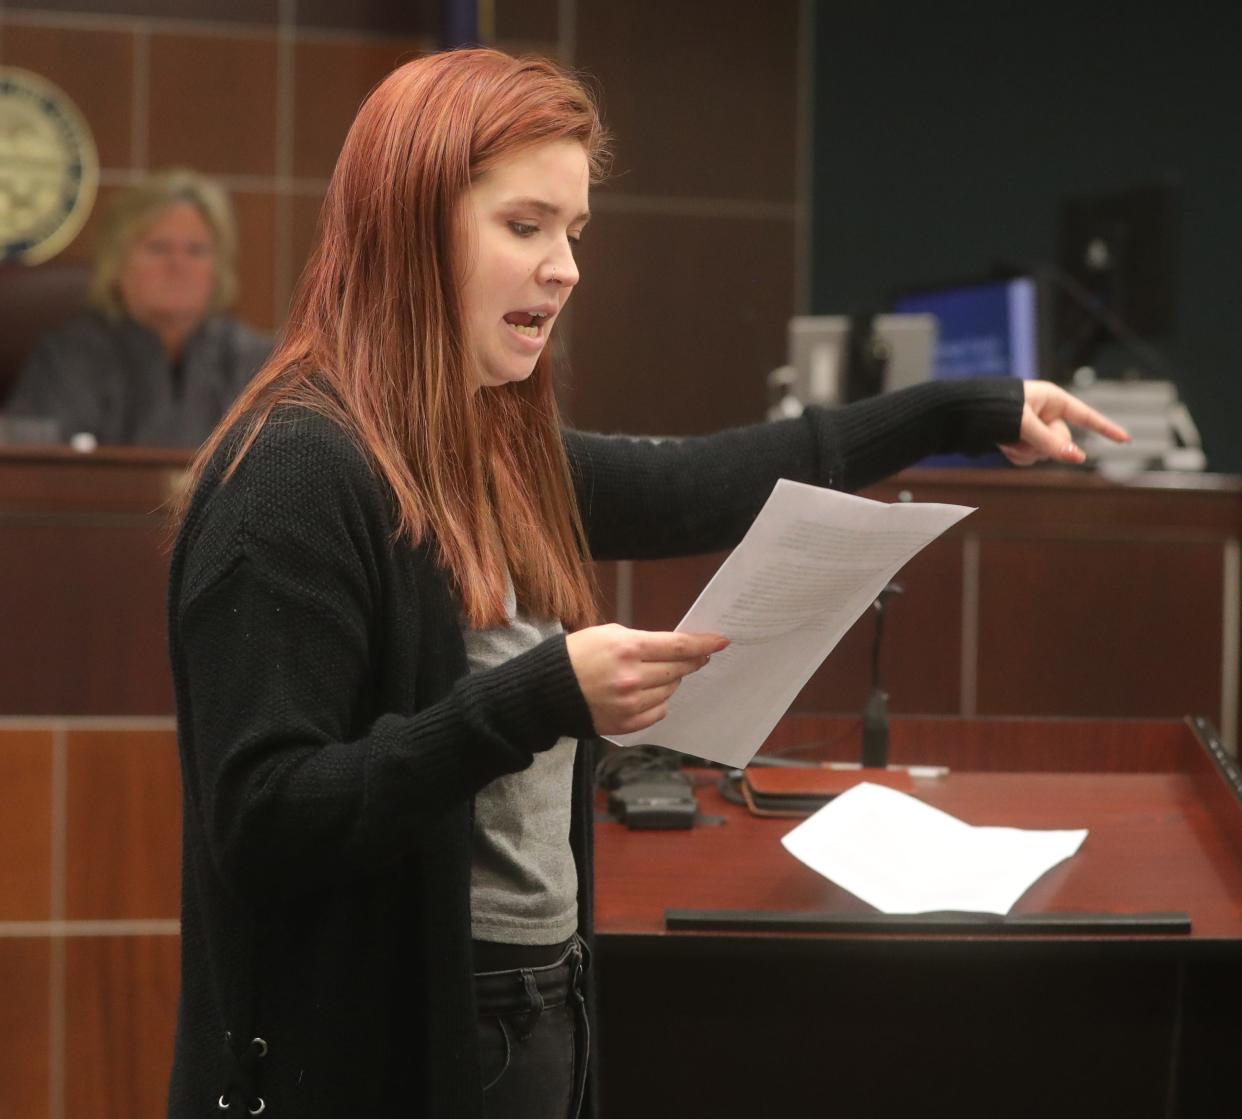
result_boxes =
[504,196,591,224]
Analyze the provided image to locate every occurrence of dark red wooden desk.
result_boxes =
[593,716,1242,1119]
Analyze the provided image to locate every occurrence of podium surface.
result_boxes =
[593,715,1242,1118]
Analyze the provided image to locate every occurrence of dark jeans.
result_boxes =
[474,936,590,1119]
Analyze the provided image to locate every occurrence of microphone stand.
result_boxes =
[862,582,902,768]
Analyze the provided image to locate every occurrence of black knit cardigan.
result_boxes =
[165,379,1022,1117]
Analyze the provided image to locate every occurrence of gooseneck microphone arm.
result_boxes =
[862,582,903,769]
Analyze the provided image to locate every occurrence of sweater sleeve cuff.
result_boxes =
[807,378,1025,493]
[454,632,596,758]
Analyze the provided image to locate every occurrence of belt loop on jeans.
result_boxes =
[516,970,545,1041]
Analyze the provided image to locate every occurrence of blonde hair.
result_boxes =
[89,168,238,317]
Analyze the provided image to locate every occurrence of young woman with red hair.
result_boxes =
[166,48,1125,1119]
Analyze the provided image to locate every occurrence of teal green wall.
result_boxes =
[811,3,1241,471]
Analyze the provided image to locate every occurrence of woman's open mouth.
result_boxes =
[503,310,551,339]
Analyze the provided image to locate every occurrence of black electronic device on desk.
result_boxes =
[607,775,698,830]
[596,744,699,830]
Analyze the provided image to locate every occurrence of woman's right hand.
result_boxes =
[565,623,729,735]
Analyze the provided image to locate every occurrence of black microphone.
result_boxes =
[862,582,902,768]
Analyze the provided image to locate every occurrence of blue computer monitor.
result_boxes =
[891,276,1040,466]
[892,276,1040,382]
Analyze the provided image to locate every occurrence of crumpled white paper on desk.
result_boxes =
[781,782,1088,915]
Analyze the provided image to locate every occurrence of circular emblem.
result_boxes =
[0,66,99,264]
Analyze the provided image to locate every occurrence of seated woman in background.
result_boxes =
[4,169,271,448]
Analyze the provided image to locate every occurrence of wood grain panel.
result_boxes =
[292,37,424,179]
[576,0,799,202]
[628,552,724,632]
[864,468,1242,533]
[230,191,278,332]
[0,939,50,1119]
[0,450,187,513]
[564,208,794,435]
[64,935,180,1119]
[763,714,1193,773]
[148,32,278,176]
[976,537,1223,717]
[793,538,964,714]
[0,23,135,170]
[0,521,172,714]
[0,728,54,920]
[66,730,181,920]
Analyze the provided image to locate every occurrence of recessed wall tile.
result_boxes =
[65,729,181,920]
[0,729,53,920]
[65,935,180,1119]
[0,939,50,1119]
[1,523,173,714]
[576,0,799,203]
[148,31,278,176]
[292,37,423,180]
[1,23,135,169]
[565,208,794,435]
[230,189,278,330]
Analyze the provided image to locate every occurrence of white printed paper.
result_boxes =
[781,782,1088,915]
[605,479,973,767]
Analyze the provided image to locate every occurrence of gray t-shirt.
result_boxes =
[466,577,578,945]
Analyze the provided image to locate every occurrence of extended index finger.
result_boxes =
[635,630,729,662]
[1059,395,1131,444]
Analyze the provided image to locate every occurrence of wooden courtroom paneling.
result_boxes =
[0,449,183,716]
[793,539,964,714]
[0,938,51,1119]
[64,935,180,1119]
[292,35,428,180]
[761,713,1194,773]
[0,21,136,169]
[147,31,279,178]
[976,535,1224,717]
[1,521,173,714]
[0,728,54,921]
[65,730,181,921]
[628,552,724,631]
[0,723,181,1119]
[859,469,1242,742]
[565,207,794,435]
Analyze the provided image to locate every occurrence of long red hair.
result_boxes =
[179,49,610,629]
